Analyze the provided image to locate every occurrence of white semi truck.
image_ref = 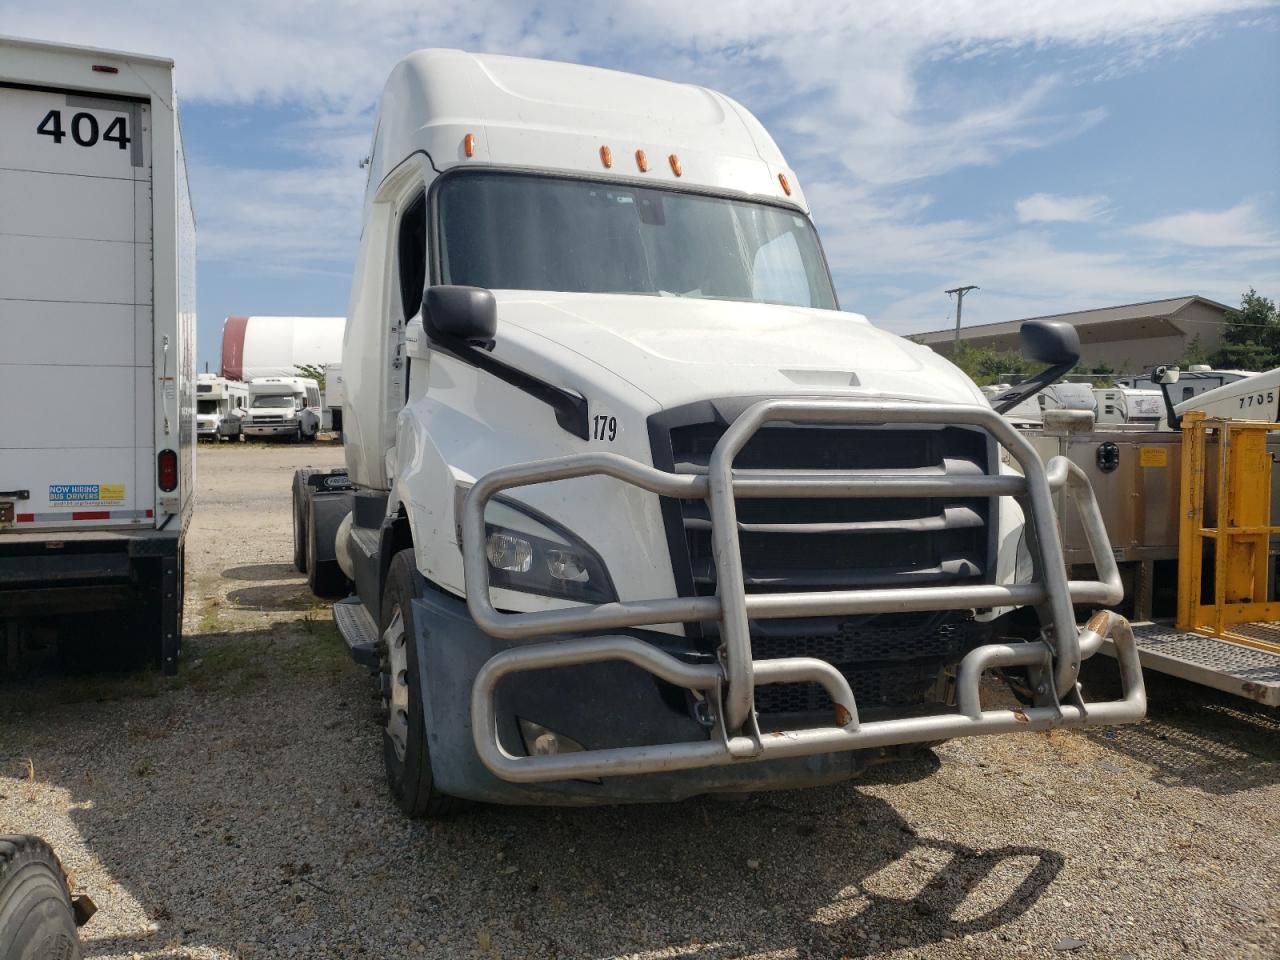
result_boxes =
[294,49,1144,815]
[196,374,248,440]
[242,376,322,441]
[0,36,195,672]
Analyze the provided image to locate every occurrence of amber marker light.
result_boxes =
[600,145,613,168]
[778,172,792,196]
[635,149,648,172]
[463,133,475,158]
[668,153,682,176]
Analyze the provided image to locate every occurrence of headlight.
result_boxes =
[477,495,616,603]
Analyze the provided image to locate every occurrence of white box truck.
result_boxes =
[295,50,1145,815]
[0,36,195,673]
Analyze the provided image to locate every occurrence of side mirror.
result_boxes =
[1153,364,1180,385]
[424,285,497,345]
[1019,319,1080,366]
[992,319,1081,415]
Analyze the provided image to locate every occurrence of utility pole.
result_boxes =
[946,285,979,350]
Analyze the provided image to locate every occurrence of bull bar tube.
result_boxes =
[461,399,1145,784]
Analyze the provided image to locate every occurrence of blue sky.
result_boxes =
[4,1,1278,372]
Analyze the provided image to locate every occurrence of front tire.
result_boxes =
[0,835,82,960]
[379,550,463,818]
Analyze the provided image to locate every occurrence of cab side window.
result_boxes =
[398,191,427,320]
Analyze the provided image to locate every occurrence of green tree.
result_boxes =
[1208,288,1280,371]
[945,342,1036,386]
[1180,334,1210,368]
[295,363,327,391]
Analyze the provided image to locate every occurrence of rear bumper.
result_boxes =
[0,527,180,618]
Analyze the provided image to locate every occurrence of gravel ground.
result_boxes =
[2,441,1279,959]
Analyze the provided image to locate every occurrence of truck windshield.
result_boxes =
[252,394,296,409]
[197,400,219,414]
[437,173,837,310]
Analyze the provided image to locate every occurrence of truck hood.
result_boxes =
[493,292,986,409]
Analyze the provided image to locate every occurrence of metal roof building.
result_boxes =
[911,296,1233,372]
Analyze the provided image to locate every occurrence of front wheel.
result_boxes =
[379,550,464,818]
[0,835,83,960]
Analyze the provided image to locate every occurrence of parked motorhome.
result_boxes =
[243,376,321,441]
[0,36,195,671]
[294,49,1142,815]
[1118,365,1254,404]
[196,374,248,440]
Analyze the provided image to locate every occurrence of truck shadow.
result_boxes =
[223,583,318,612]
[1080,661,1280,795]
[220,562,299,582]
[4,627,1062,960]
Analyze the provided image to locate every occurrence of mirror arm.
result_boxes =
[1157,380,1183,431]
[993,360,1076,414]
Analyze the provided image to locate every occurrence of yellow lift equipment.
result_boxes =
[1114,411,1280,705]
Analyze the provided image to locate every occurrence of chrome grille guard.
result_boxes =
[461,399,1146,784]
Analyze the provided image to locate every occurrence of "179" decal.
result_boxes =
[591,414,618,441]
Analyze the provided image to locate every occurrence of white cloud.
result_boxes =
[2,0,1274,328]
[1016,192,1110,223]
[1128,200,1279,248]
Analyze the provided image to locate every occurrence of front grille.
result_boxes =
[667,420,994,596]
[752,614,969,715]
[650,406,996,716]
[250,416,285,424]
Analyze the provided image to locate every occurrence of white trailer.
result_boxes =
[0,36,194,672]
[1119,365,1254,404]
[322,361,345,434]
[196,374,248,440]
[219,315,345,381]
[1093,387,1165,426]
[243,376,321,441]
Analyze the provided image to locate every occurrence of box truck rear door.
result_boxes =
[0,85,154,531]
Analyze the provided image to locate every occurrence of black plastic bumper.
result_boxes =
[414,588,875,805]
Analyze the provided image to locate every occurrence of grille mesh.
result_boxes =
[751,615,968,715]
[658,417,994,717]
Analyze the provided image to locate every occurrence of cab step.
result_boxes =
[333,597,380,671]
[1101,622,1280,707]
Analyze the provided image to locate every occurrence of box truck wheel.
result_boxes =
[379,550,465,818]
[0,835,87,960]
[305,495,350,599]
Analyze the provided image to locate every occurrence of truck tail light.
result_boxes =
[158,449,178,491]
